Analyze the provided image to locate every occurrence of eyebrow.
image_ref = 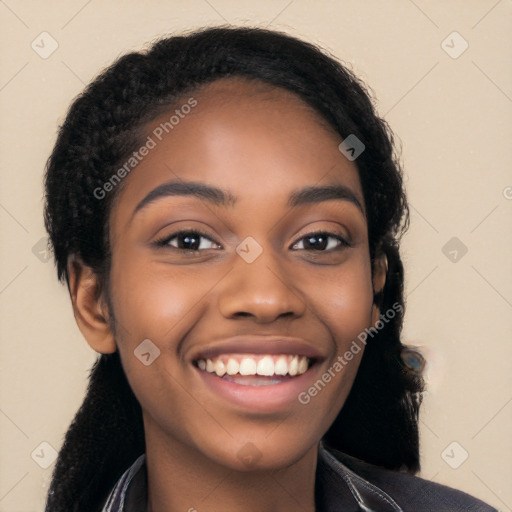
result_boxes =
[287,184,364,213]
[132,180,364,217]
[132,181,237,217]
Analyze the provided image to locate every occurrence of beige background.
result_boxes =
[1,1,511,510]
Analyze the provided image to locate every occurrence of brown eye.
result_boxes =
[155,230,221,251]
[292,231,351,252]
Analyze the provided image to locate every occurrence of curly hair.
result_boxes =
[43,26,424,512]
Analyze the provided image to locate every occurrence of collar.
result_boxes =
[101,442,402,512]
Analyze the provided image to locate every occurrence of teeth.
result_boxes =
[226,358,239,375]
[239,358,257,375]
[289,355,299,376]
[257,356,274,376]
[214,359,226,377]
[274,356,288,375]
[298,356,308,374]
[196,354,311,378]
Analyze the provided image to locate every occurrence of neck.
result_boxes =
[144,422,318,512]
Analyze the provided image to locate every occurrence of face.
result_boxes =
[102,78,381,471]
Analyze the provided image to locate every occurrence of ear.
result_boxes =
[371,252,388,325]
[68,256,116,354]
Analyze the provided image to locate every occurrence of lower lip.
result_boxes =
[194,363,320,412]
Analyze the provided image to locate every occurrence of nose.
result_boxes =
[217,247,307,323]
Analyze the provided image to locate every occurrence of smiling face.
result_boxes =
[75,77,385,472]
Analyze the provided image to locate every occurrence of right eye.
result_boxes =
[154,230,222,252]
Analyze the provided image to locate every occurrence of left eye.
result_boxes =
[292,232,350,251]
[157,230,221,251]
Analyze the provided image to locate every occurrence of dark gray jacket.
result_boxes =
[101,442,498,511]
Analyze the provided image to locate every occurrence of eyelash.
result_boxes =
[154,229,352,253]
[291,230,352,251]
[154,230,221,251]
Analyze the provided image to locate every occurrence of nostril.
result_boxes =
[233,312,252,318]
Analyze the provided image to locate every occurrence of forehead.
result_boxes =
[111,77,364,221]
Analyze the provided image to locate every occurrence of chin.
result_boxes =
[211,436,319,473]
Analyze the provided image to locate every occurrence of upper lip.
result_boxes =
[188,336,325,363]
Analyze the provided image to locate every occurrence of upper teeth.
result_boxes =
[197,354,310,378]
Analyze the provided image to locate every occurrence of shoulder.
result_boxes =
[323,446,498,512]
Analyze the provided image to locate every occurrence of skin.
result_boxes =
[70,78,387,512]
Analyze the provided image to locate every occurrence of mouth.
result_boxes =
[188,336,325,411]
[193,353,316,386]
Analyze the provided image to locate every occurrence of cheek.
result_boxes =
[300,255,374,343]
[107,258,204,442]
[107,253,216,400]
[108,252,209,343]
[297,256,373,407]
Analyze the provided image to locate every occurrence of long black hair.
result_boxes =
[44,26,424,512]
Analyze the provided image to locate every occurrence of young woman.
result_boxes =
[43,26,497,512]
